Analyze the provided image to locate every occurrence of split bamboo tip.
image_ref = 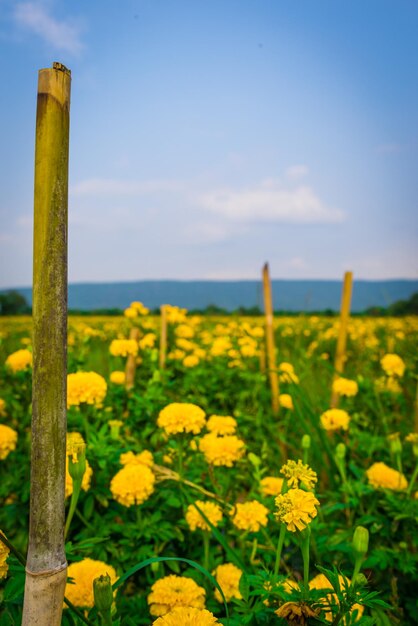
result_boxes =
[38,62,71,106]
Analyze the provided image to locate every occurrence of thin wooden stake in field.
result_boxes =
[22,63,71,626]
[262,263,280,414]
[330,271,353,408]
[159,304,167,369]
[125,327,140,389]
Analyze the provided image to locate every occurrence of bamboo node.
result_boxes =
[25,562,68,578]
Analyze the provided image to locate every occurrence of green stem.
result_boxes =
[407,462,418,497]
[274,524,286,577]
[100,611,113,626]
[250,538,258,564]
[300,527,311,599]
[64,480,82,539]
[203,532,210,571]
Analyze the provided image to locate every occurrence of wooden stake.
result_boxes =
[125,327,140,390]
[330,271,353,408]
[262,263,280,414]
[22,63,71,625]
[159,305,167,369]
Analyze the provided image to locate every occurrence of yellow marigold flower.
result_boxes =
[65,558,117,608]
[110,463,155,506]
[120,450,154,467]
[320,409,350,431]
[206,415,237,436]
[67,371,107,408]
[332,377,358,397]
[405,433,418,456]
[0,398,6,417]
[175,324,195,338]
[240,343,257,358]
[130,301,149,315]
[0,425,18,460]
[110,370,125,385]
[280,459,317,490]
[380,353,405,377]
[199,434,245,467]
[109,339,138,357]
[213,563,243,603]
[124,306,138,318]
[275,601,319,622]
[152,607,218,625]
[375,376,402,394]
[5,349,32,372]
[157,403,206,435]
[183,354,200,368]
[278,362,299,384]
[168,348,186,360]
[366,462,408,490]
[0,532,10,579]
[65,457,93,499]
[139,333,157,349]
[210,337,232,357]
[231,501,269,532]
[148,575,206,616]
[185,501,223,532]
[275,488,319,532]
[279,393,294,410]
[309,573,363,621]
[260,476,284,497]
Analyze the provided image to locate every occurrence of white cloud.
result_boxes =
[285,164,309,180]
[14,2,84,55]
[197,179,345,224]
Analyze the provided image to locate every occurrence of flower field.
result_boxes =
[1,307,417,625]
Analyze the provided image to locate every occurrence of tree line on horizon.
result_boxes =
[1,289,418,317]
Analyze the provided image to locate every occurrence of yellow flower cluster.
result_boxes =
[309,573,363,621]
[0,533,10,579]
[280,460,317,490]
[5,349,32,372]
[109,339,138,357]
[67,371,107,408]
[130,301,149,315]
[148,575,206,616]
[206,415,237,436]
[110,462,156,506]
[139,333,157,350]
[152,608,219,625]
[175,324,195,338]
[65,558,117,608]
[231,501,269,532]
[157,403,206,435]
[185,500,223,532]
[165,305,188,324]
[366,462,408,490]
[120,450,154,467]
[213,563,243,603]
[260,476,284,497]
[110,370,126,385]
[199,434,245,467]
[0,425,17,460]
[278,362,299,384]
[380,353,405,377]
[332,377,358,397]
[279,394,293,410]
[275,488,320,532]
[320,409,350,431]
[183,354,200,368]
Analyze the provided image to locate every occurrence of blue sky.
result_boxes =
[0,0,417,288]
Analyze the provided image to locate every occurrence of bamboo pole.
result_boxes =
[262,263,280,415]
[22,62,71,626]
[125,327,140,390]
[159,305,167,369]
[330,271,353,408]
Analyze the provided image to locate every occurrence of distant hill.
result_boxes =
[3,279,418,312]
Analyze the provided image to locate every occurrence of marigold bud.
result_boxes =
[301,435,311,450]
[93,574,113,612]
[248,453,261,467]
[354,573,368,586]
[68,443,87,484]
[353,526,369,558]
[335,443,346,461]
